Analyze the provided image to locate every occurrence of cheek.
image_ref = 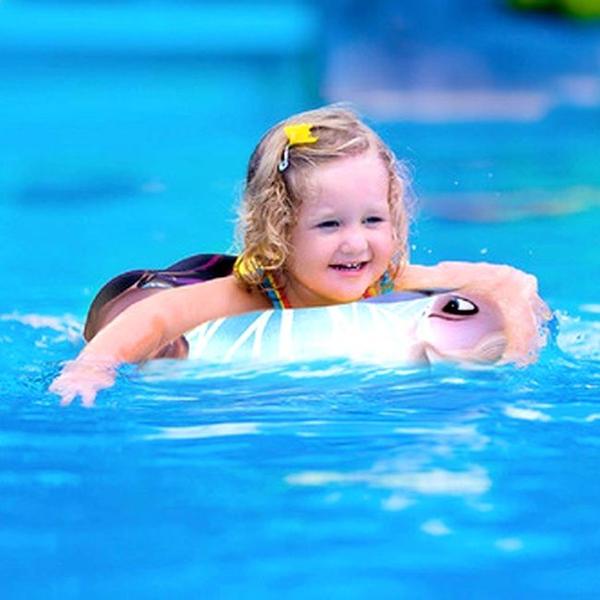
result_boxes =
[379,221,394,242]
[288,231,329,269]
[375,228,395,259]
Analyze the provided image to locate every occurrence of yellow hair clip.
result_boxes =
[278,123,319,172]
[284,123,319,146]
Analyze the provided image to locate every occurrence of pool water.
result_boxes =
[2,27,600,600]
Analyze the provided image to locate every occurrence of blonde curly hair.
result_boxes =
[235,105,412,287]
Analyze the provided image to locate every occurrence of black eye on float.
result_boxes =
[441,297,479,316]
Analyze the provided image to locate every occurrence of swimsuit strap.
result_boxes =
[362,269,395,299]
[263,269,395,309]
[261,272,292,309]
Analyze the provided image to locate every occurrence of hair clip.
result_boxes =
[278,123,318,172]
[233,254,263,280]
[278,146,290,172]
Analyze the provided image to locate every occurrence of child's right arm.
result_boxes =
[49,275,268,406]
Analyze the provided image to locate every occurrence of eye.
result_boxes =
[441,297,479,316]
[364,216,384,225]
[316,220,340,229]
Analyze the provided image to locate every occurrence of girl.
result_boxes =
[50,106,549,406]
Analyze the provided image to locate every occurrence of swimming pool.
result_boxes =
[2,10,600,600]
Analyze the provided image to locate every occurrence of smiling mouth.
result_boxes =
[330,261,368,271]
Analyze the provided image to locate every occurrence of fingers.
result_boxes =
[49,378,72,405]
[49,372,100,408]
[59,391,76,407]
[54,385,97,408]
[81,389,97,408]
[50,378,88,407]
[49,357,118,408]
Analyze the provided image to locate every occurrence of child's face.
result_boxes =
[285,150,394,306]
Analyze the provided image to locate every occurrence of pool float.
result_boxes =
[84,254,507,366]
[185,290,507,366]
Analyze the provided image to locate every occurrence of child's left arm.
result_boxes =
[398,261,552,365]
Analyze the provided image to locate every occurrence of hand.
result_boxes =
[49,357,117,407]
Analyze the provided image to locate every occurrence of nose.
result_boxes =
[340,225,368,254]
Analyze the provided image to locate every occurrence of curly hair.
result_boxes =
[235,105,412,287]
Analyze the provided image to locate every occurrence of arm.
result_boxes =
[49,275,268,406]
[398,262,552,365]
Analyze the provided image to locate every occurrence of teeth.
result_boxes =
[332,262,364,270]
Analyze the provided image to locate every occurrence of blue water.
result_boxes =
[2,4,600,598]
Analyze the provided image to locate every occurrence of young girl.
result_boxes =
[50,106,549,406]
